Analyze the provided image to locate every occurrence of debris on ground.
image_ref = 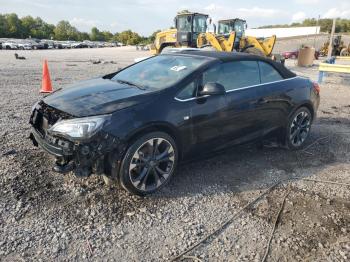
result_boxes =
[14,53,26,60]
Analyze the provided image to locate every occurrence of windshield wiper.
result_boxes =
[116,79,146,90]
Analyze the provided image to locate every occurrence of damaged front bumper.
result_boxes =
[29,102,125,177]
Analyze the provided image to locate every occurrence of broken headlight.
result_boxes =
[49,115,111,140]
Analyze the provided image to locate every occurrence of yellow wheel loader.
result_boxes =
[197,18,276,57]
[319,35,350,57]
[149,12,277,58]
[150,11,209,55]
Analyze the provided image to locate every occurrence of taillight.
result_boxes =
[312,82,320,94]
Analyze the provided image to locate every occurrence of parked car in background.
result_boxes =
[282,50,320,60]
[96,42,105,48]
[29,50,320,195]
[61,41,73,49]
[2,41,18,50]
[32,42,46,49]
[41,40,55,49]
[71,42,89,48]
[17,42,33,50]
[83,40,97,48]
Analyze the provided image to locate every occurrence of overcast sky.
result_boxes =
[1,0,349,36]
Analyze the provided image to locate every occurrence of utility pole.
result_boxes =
[313,15,320,48]
[327,18,336,58]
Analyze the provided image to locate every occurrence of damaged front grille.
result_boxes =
[29,101,75,156]
[37,101,72,125]
[30,101,73,136]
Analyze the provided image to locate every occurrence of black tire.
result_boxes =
[118,131,178,196]
[244,47,266,57]
[285,107,312,150]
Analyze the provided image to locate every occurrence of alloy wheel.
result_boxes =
[289,111,311,147]
[129,138,175,192]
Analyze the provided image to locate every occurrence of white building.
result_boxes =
[246,26,321,38]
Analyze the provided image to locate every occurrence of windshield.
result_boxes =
[178,15,207,33]
[218,21,232,34]
[218,20,245,34]
[193,15,207,33]
[234,20,245,33]
[178,16,192,32]
[112,55,209,90]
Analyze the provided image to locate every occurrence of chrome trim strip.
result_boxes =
[174,76,299,102]
[174,95,210,102]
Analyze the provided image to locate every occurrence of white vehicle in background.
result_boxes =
[83,40,96,48]
[17,42,33,50]
[2,42,18,50]
[61,41,73,49]
[96,42,105,48]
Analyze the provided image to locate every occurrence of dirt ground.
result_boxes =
[0,44,349,262]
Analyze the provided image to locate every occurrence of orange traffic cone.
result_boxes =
[40,60,53,93]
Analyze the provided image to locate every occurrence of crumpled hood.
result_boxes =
[43,78,155,117]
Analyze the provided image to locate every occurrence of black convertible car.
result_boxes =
[30,50,320,195]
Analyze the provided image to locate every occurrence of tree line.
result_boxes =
[258,18,350,33]
[0,13,160,45]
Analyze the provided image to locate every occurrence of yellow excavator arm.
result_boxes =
[149,29,177,55]
[197,32,236,52]
[197,32,276,57]
[242,35,276,56]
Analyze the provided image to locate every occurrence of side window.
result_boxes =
[259,62,283,83]
[176,81,196,100]
[202,64,222,86]
[202,61,260,91]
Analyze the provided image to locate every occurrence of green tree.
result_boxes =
[112,32,120,42]
[5,13,23,38]
[77,32,90,41]
[118,30,142,45]
[148,30,161,43]
[0,14,9,37]
[101,31,113,41]
[54,20,78,40]
[90,27,101,41]
[21,16,55,39]
[21,15,36,37]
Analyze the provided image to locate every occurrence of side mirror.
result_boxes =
[174,18,178,28]
[199,82,226,96]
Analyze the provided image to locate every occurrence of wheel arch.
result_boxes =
[279,102,315,141]
[289,102,315,122]
[125,122,183,158]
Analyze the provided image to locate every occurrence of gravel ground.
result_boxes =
[0,44,349,262]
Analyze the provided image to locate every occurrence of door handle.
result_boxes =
[255,98,269,105]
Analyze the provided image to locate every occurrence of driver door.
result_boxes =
[184,65,229,157]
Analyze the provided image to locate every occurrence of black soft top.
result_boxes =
[164,50,296,79]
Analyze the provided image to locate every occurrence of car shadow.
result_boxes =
[151,118,348,199]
